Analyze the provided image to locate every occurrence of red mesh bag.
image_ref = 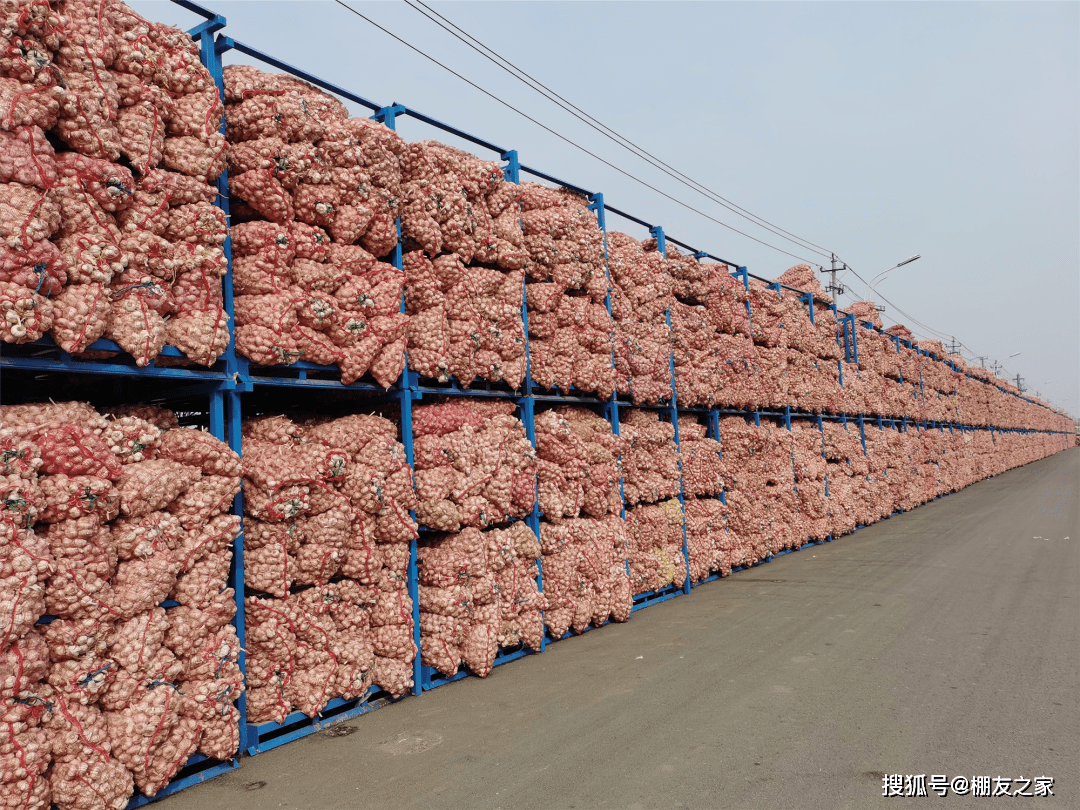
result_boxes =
[32,426,122,482]
[157,429,241,478]
[2,402,108,441]
[49,755,133,810]
[228,169,292,224]
[164,306,230,366]
[43,516,116,582]
[168,86,223,141]
[54,73,122,162]
[104,285,169,366]
[55,232,123,286]
[0,181,59,249]
[44,556,115,621]
[0,281,50,343]
[0,708,50,810]
[160,133,226,183]
[0,631,47,699]
[116,88,172,176]
[47,282,111,354]
[165,202,226,248]
[137,169,216,207]
[370,656,411,699]
[112,548,183,619]
[99,416,161,468]
[0,77,61,132]
[114,459,199,519]
[111,511,183,563]
[0,125,56,188]
[0,239,67,297]
[170,547,230,609]
[37,475,119,524]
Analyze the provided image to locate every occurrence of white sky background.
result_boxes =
[137,0,1080,417]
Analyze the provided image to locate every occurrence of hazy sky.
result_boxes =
[137,1,1080,416]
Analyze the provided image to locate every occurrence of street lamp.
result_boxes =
[1008,351,1022,358]
[868,254,921,306]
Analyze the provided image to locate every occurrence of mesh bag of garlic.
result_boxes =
[224,65,407,386]
[539,514,631,639]
[240,411,417,712]
[520,183,614,398]
[668,249,749,408]
[400,142,527,389]
[0,0,233,370]
[789,423,830,542]
[676,416,723,498]
[684,496,728,584]
[617,409,681,509]
[534,407,625,523]
[417,521,545,679]
[0,396,242,809]
[606,234,674,405]
[624,499,685,596]
[718,416,801,563]
[412,400,536,533]
[617,409,687,594]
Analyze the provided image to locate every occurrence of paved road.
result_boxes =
[164,448,1079,810]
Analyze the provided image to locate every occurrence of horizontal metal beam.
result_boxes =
[397,106,506,156]
[216,37,383,112]
[518,164,594,197]
[1,355,227,381]
[602,203,653,231]
[169,0,221,21]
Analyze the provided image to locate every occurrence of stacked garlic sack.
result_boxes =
[412,399,539,677]
[719,416,799,566]
[789,421,831,544]
[606,233,674,404]
[401,142,528,388]
[411,400,537,533]
[675,415,727,583]
[416,521,545,679]
[240,411,418,714]
[668,248,754,408]
[224,65,408,386]
[0,416,53,810]
[619,409,686,595]
[821,420,870,539]
[684,496,728,583]
[533,408,625,522]
[0,398,242,808]
[0,0,231,367]
[532,407,630,639]
[520,183,615,398]
[539,514,632,639]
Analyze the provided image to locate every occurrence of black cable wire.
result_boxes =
[403,0,834,260]
[333,0,823,267]
[837,265,1022,379]
[841,264,960,343]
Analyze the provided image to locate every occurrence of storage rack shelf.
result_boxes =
[0,0,1072,805]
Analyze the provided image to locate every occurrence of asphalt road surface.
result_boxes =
[163,447,1079,810]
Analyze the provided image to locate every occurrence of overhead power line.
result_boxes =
[333,0,824,267]
[401,0,833,260]
[838,265,1017,377]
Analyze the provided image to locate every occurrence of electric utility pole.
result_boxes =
[826,254,846,298]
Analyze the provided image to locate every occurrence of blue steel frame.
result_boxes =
[3,1,1069,802]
